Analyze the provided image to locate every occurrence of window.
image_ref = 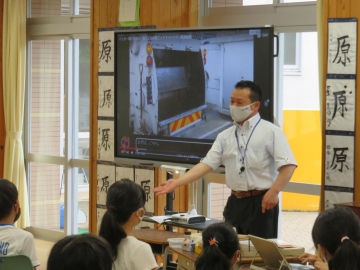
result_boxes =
[243,0,273,5]
[279,0,316,3]
[26,0,90,237]
[211,0,317,7]
[211,0,272,7]
[208,183,230,220]
[284,33,301,73]
[29,0,90,17]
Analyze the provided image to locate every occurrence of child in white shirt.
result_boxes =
[99,179,158,270]
[0,178,40,269]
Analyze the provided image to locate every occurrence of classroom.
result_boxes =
[1,1,360,270]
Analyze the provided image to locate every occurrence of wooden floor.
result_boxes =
[34,238,55,270]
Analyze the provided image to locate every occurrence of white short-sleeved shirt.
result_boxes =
[114,236,158,270]
[201,113,297,191]
[0,224,40,267]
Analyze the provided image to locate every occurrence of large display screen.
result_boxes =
[115,26,274,165]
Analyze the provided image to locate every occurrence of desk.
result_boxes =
[133,229,183,269]
[143,216,223,231]
[168,247,300,270]
[169,248,197,270]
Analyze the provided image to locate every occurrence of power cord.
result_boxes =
[156,218,174,229]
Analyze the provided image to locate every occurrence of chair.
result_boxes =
[0,255,33,270]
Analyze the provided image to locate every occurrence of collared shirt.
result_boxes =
[201,113,297,191]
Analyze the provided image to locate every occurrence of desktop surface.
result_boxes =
[133,228,183,244]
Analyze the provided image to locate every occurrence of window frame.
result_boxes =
[283,32,302,74]
[25,0,90,240]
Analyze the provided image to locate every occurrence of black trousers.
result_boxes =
[223,192,279,239]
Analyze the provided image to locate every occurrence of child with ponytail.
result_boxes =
[99,179,158,270]
[299,207,360,270]
[195,222,240,270]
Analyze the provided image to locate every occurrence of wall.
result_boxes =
[140,0,198,28]
[282,32,321,211]
[90,0,198,233]
[322,0,360,205]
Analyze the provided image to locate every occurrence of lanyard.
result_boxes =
[235,118,261,173]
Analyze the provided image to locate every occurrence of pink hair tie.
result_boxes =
[341,236,349,242]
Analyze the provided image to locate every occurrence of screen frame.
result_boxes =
[114,25,275,169]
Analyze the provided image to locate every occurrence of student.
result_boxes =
[195,222,240,270]
[47,234,113,270]
[299,207,360,270]
[0,178,40,269]
[99,179,158,270]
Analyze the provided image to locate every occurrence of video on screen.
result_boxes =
[115,27,274,164]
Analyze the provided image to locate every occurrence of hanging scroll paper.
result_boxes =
[325,133,354,188]
[325,76,355,131]
[97,164,116,205]
[99,30,115,72]
[328,18,357,75]
[325,189,353,210]
[97,120,114,162]
[134,168,155,229]
[325,18,357,209]
[98,76,114,117]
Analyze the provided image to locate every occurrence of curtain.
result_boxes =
[2,0,29,228]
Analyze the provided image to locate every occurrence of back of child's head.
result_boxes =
[99,179,146,258]
[47,234,113,270]
[195,222,240,270]
[0,178,18,220]
[312,207,360,270]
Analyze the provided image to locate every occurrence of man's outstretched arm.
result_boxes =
[153,162,213,195]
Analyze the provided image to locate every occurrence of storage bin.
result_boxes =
[167,238,184,248]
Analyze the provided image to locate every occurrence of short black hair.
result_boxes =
[47,234,113,270]
[234,80,262,102]
[0,179,18,220]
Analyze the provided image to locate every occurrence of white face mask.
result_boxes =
[230,102,255,123]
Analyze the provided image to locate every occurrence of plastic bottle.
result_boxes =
[182,231,191,251]
[188,240,195,252]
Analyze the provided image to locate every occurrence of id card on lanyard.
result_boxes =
[235,118,261,191]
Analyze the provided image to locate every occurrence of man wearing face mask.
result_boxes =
[154,80,297,238]
[0,178,40,269]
